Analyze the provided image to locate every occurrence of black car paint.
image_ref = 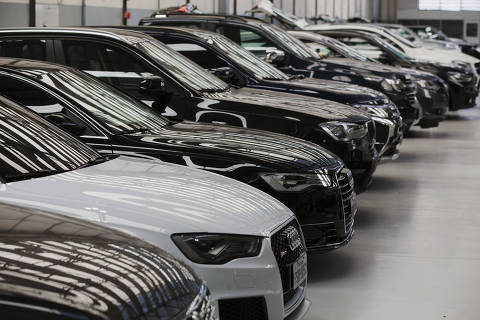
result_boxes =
[0,201,212,320]
[289,31,450,124]
[0,28,378,192]
[0,59,358,251]
[139,15,422,131]
[315,29,478,111]
[118,26,403,158]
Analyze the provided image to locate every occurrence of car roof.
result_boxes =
[0,27,153,44]
[140,13,270,27]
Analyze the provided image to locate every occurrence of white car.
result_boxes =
[0,95,310,320]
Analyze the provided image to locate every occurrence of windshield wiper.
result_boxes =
[3,169,62,183]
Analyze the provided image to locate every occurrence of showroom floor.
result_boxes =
[305,105,480,320]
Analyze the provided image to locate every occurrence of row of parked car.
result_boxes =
[0,1,478,319]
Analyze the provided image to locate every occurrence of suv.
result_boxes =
[0,202,215,320]
[122,25,402,158]
[0,94,310,320]
[139,14,423,132]
[0,28,377,192]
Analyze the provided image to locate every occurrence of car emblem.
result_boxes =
[282,226,302,251]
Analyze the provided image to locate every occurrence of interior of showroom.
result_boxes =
[0,0,479,319]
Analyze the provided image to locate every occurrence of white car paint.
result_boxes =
[0,155,310,320]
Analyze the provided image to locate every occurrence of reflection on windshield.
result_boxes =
[326,38,370,61]
[375,37,413,61]
[0,96,99,180]
[133,39,229,92]
[383,28,418,48]
[194,31,289,81]
[261,24,319,60]
[38,69,170,134]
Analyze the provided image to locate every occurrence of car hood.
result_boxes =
[0,156,294,237]
[0,203,204,320]
[205,86,370,122]
[406,46,480,65]
[125,120,342,171]
[264,77,387,104]
[322,57,412,76]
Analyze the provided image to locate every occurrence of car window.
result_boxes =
[0,75,97,137]
[164,41,228,69]
[0,95,100,182]
[338,36,385,60]
[238,28,278,59]
[61,40,157,99]
[0,39,47,61]
[303,41,339,58]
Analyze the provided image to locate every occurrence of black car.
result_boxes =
[290,30,449,126]
[409,25,480,59]
[139,14,422,132]
[0,202,214,320]
[120,25,402,158]
[0,28,377,193]
[317,29,478,112]
[0,59,358,251]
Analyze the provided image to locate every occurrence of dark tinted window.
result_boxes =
[62,40,157,99]
[0,96,100,182]
[0,75,96,136]
[0,39,47,61]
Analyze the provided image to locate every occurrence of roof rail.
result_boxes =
[143,12,264,23]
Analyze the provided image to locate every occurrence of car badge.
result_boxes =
[283,226,302,251]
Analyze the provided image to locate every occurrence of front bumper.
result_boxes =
[176,218,309,320]
[448,77,479,111]
[417,83,449,119]
[389,92,422,131]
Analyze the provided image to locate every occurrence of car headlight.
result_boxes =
[259,170,334,192]
[447,71,472,83]
[172,233,262,264]
[319,121,368,141]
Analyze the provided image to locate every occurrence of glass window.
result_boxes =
[62,40,157,99]
[164,42,228,69]
[0,75,96,136]
[0,96,100,181]
[239,28,278,59]
[303,41,339,58]
[0,39,47,60]
[339,37,385,60]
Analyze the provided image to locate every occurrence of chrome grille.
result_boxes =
[270,219,306,306]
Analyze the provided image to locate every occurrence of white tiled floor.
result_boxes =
[305,106,480,320]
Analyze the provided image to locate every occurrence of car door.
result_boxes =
[0,73,113,154]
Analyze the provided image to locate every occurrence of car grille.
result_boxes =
[270,219,306,306]
[185,283,216,320]
[218,297,267,320]
[299,168,357,250]
[338,168,356,234]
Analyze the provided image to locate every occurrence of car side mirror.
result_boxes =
[139,75,168,96]
[45,113,86,136]
[265,49,286,66]
[209,66,237,83]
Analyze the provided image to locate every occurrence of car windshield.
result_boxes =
[260,24,320,60]
[374,36,413,61]
[193,31,289,80]
[382,28,419,48]
[131,38,230,92]
[34,68,170,134]
[325,37,370,61]
[0,95,101,182]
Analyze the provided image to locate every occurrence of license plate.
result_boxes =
[293,252,307,290]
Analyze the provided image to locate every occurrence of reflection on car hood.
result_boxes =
[0,156,294,237]
[323,57,411,75]
[125,120,341,171]
[206,87,370,122]
[269,77,387,104]
[0,202,204,320]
